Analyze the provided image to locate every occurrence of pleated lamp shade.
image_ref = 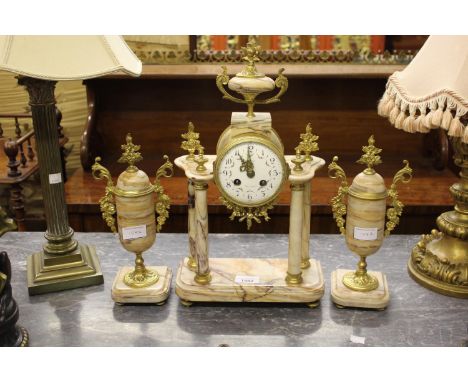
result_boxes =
[378,35,468,143]
[0,35,141,80]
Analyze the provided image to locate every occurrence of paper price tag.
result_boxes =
[235,275,260,284]
[350,335,366,344]
[353,227,378,241]
[122,225,147,240]
[49,172,62,184]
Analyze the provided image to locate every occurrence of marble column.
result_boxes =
[286,183,304,284]
[187,180,197,271]
[301,181,311,269]
[194,181,211,284]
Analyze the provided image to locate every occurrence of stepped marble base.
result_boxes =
[111,265,172,304]
[175,257,324,305]
[331,269,389,310]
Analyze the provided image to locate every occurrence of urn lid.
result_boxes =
[228,37,275,97]
[348,135,387,200]
[115,133,153,194]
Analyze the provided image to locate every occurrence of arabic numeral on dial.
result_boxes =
[247,193,253,200]
[226,158,233,165]
[226,182,232,188]
[269,157,276,164]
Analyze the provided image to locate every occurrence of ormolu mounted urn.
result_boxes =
[328,135,412,292]
[92,133,173,288]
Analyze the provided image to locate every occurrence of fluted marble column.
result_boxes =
[286,183,304,284]
[194,181,211,284]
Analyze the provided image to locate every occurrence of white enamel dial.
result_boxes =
[217,141,286,206]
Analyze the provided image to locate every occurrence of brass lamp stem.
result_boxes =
[19,77,77,255]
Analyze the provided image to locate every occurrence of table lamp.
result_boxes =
[378,35,468,298]
[0,36,142,295]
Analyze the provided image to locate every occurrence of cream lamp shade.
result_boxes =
[378,35,468,143]
[0,35,142,80]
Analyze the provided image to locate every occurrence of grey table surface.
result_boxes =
[2,232,467,347]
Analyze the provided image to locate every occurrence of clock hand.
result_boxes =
[245,148,255,178]
[238,152,247,172]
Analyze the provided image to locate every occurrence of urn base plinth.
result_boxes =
[331,269,389,309]
[112,265,172,304]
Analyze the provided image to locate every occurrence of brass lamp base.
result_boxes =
[27,243,103,295]
[409,230,468,298]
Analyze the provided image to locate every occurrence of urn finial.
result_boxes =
[357,135,382,175]
[118,133,143,172]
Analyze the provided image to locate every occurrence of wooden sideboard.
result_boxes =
[66,64,456,234]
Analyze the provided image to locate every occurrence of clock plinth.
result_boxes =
[176,257,324,306]
[331,269,389,310]
[174,154,326,306]
[111,265,172,305]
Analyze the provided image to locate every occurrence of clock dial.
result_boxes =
[217,141,285,206]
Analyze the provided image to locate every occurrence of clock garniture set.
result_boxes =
[174,37,325,307]
[88,37,414,311]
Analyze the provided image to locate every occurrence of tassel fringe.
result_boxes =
[380,83,468,138]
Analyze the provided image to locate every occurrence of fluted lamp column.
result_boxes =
[0,36,142,295]
[377,35,468,298]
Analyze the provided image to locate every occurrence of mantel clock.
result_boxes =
[174,37,325,307]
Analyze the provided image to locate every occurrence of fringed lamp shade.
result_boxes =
[378,35,468,299]
[378,35,468,143]
[0,35,142,80]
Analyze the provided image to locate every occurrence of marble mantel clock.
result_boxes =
[174,37,325,307]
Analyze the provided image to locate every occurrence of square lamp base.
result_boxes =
[27,243,104,295]
[112,266,172,305]
[331,269,389,310]
[175,257,324,307]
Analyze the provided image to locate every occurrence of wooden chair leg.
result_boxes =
[9,184,25,231]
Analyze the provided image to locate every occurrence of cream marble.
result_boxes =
[187,179,197,271]
[301,181,312,268]
[194,182,210,278]
[286,155,326,182]
[111,265,172,304]
[287,183,304,279]
[331,269,389,309]
[175,257,324,304]
[216,112,282,154]
[174,155,215,182]
[115,169,156,254]
[228,75,275,95]
[345,171,387,257]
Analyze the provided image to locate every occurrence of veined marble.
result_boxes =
[175,257,324,304]
[331,269,389,309]
[112,266,172,304]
